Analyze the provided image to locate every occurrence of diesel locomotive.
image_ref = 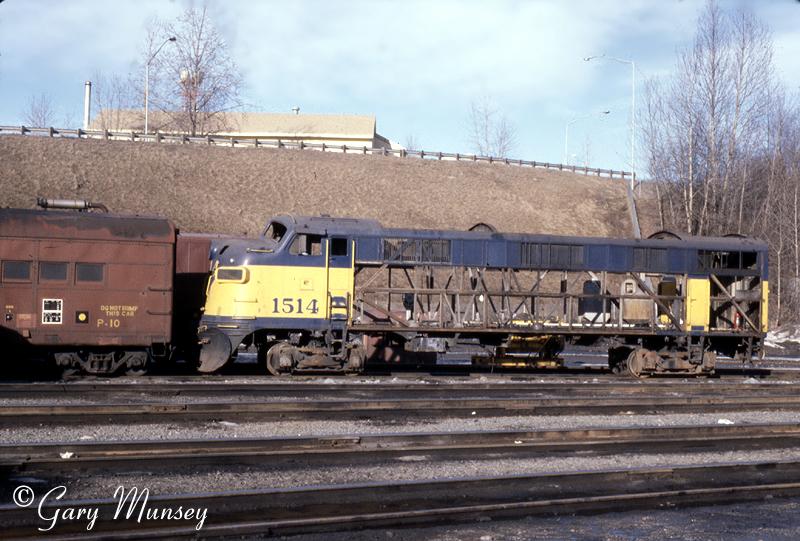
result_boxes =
[198,214,769,377]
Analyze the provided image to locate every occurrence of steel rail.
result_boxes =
[0,380,796,399]
[3,460,800,539]
[4,423,800,474]
[3,395,800,425]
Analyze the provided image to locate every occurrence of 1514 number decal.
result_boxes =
[271,297,320,314]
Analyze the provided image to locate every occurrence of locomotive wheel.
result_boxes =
[625,349,645,378]
[61,367,80,380]
[266,342,294,376]
[345,344,367,373]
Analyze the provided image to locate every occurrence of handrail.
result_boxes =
[0,124,636,181]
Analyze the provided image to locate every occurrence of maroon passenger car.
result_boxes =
[0,205,212,375]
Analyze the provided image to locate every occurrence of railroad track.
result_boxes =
[1,379,797,401]
[4,423,800,474]
[4,459,800,539]
[4,394,800,425]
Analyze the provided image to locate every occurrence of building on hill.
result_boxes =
[89,109,401,150]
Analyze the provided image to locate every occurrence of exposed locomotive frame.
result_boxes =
[198,215,768,377]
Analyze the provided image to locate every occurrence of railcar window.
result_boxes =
[2,261,31,281]
[742,251,758,269]
[264,222,287,242]
[552,245,571,267]
[421,239,451,263]
[571,246,584,266]
[383,238,451,263]
[384,238,417,262]
[634,248,667,271]
[698,250,758,270]
[40,262,68,281]
[520,243,540,266]
[546,245,583,267]
[331,238,348,257]
[633,248,647,269]
[650,248,667,270]
[76,263,104,282]
[289,234,322,256]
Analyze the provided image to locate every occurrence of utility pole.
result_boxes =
[145,36,176,135]
[584,55,636,191]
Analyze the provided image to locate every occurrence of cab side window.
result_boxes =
[289,234,323,256]
[331,238,348,257]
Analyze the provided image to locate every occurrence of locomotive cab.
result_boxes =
[198,215,366,374]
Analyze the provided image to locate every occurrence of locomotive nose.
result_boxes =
[198,327,233,373]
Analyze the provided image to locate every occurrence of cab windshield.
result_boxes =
[263,222,287,242]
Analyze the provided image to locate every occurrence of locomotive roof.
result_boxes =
[272,214,768,252]
[0,208,175,242]
[271,214,381,235]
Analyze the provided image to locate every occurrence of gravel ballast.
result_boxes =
[3,411,799,444]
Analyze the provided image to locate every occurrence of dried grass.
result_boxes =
[0,136,639,238]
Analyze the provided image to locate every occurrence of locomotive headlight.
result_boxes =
[216,267,249,283]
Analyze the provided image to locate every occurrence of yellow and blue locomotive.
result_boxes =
[198,215,768,377]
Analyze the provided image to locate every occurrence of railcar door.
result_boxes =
[327,237,355,322]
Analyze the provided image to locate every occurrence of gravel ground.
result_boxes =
[276,497,800,541]
[16,370,799,386]
[3,411,799,444]
[11,448,800,500]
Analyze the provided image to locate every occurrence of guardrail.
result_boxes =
[0,125,636,181]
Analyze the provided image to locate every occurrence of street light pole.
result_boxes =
[564,110,610,166]
[144,37,176,135]
[584,55,636,191]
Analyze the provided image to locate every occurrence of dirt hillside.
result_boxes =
[0,136,637,238]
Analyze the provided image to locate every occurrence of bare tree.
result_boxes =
[642,0,800,326]
[404,134,420,151]
[467,95,517,158]
[642,1,776,235]
[22,93,56,127]
[145,5,242,136]
[92,71,138,131]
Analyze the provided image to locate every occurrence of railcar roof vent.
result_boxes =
[36,198,109,213]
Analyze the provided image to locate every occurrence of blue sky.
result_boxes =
[1,0,798,172]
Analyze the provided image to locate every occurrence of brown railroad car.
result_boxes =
[0,207,213,374]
